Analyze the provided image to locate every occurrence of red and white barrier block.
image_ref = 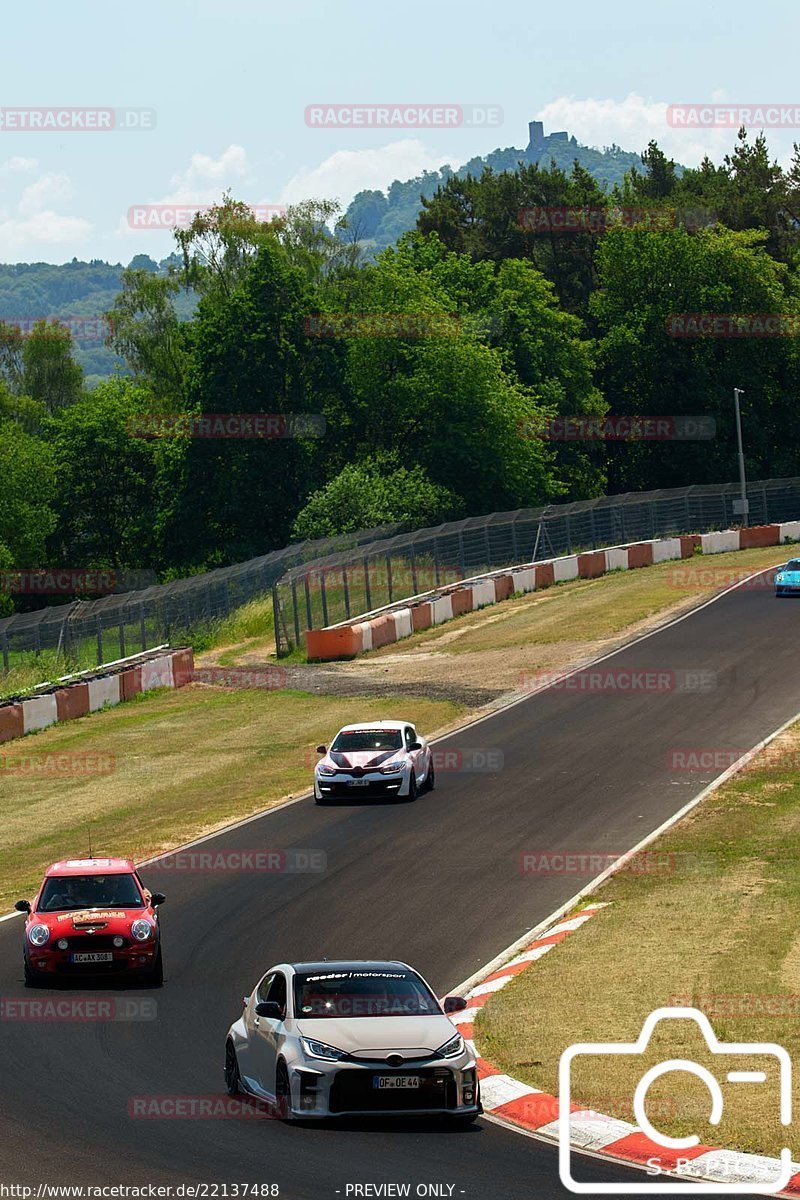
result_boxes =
[465,902,800,1195]
[305,522,798,660]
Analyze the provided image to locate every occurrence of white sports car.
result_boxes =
[313,720,434,803]
[225,959,479,1122]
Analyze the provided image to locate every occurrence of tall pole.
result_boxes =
[733,387,748,522]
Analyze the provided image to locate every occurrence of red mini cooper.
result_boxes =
[15,858,166,987]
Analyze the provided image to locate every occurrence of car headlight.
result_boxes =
[381,762,405,774]
[776,574,784,583]
[317,765,337,776]
[28,924,50,947]
[300,1036,346,1061]
[436,1033,465,1058]
[130,919,153,941]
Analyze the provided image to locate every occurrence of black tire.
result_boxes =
[405,771,418,802]
[275,1059,292,1119]
[145,944,164,987]
[225,1041,241,1096]
[426,759,436,792]
[23,956,37,988]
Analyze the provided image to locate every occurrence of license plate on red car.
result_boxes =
[71,952,113,964]
[373,1075,420,1089]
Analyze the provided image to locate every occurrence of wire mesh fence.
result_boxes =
[0,524,403,679]
[3,478,798,676]
[272,478,800,652]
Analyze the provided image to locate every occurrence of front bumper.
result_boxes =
[25,940,158,977]
[776,584,800,596]
[314,770,409,799]
[283,1058,479,1118]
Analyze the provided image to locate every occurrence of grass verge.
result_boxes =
[475,720,800,1157]
[0,685,460,912]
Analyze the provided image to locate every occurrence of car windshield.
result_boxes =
[331,729,402,753]
[294,968,438,1018]
[786,561,800,571]
[38,874,145,912]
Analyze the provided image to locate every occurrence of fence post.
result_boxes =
[565,514,572,555]
[320,571,329,627]
[510,519,519,564]
[118,619,125,660]
[291,577,301,647]
[458,530,467,577]
[96,617,103,666]
[363,557,372,612]
[342,565,351,619]
[304,575,312,631]
[386,556,393,604]
[1,631,8,674]
[589,508,597,550]
[140,604,146,651]
[272,586,282,656]
[411,546,419,593]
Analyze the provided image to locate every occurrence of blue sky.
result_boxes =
[1,0,798,264]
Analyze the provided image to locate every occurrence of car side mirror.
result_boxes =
[443,995,468,1014]
[150,893,166,907]
[14,900,30,913]
[316,745,327,754]
[409,741,423,751]
[255,1001,284,1020]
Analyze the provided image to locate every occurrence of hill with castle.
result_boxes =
[342,120,647,252]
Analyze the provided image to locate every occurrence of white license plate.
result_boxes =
[71,952,113,964]
[373,1075,420,1089]
[349,779,370,787]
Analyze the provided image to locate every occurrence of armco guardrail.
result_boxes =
[273,479,800,652]
[0,646,194,745]
[305,522,800,661]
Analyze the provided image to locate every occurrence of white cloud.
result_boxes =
[166,143,250,199]
[18,172,74,217]
[279,139,457,210]
[535,93,738,167]
[0,156,38,176]
[0,211,92,256]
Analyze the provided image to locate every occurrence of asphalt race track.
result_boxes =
[1,571,795,1199]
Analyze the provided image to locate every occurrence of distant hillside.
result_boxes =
[0,254,193,385]
[343,121,649,253]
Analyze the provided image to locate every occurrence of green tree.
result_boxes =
[21,320,84,412]
[292,455,461,539]
[0,418,57,565]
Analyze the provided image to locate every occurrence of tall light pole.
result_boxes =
[733,387,748,522]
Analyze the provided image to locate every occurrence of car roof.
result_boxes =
[285,960,413,974]
[336,721,412,732]
[45,858,136,877]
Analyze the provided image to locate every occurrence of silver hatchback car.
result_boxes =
[225,960,480,1122]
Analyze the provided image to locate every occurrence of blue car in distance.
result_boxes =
[774,559,800,596]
